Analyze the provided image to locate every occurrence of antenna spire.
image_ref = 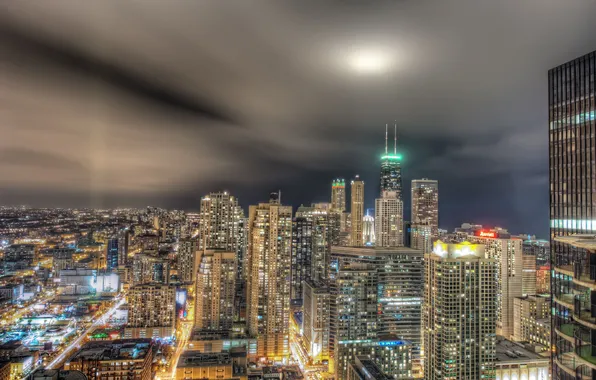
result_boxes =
[394,123,397,154]
[385,124,388,154]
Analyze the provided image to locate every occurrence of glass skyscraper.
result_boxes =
[380,125,403,198]
[550,50,596,379]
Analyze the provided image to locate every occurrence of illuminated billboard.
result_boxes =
[475,230,497,238]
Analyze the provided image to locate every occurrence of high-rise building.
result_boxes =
[380,125,403,199]
[468,230,523,339]
[330,246,422,378]
[195,251,236,330]
[117,230,130,266]
[246,193,292,361]
[423,241,497,379]
[132,254,170,285]
[199,191,244,278]
[331,179,346,212]
[374,191,403,247]
[350,176,365,247]
[291,216,313,304]
[303,280,331,366]
[410,179,438,253]
[512,295,550,348]
[348,356,394,380]
[363,214,375,246]
[126,283,176,338]
[177,238,200,284]
[522,249,537,296]
[549,51,596,379]
[106,237,118,271]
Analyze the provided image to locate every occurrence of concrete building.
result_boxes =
[424,240,497,379]
[374,191,403,247]
[63,339,153,380]
[512,295,550,351]
[175,349,247,380]
[132,253,170,285]
[246,193,292,361]
[350,176,365,247]
[126,283,176,339]
[177,238,200,284]
[302,280,331,365]
[347,356,393,380]
[410,179,438,253]
[495,338,549,380]
[195,251,236,331]
[522,250,537,296]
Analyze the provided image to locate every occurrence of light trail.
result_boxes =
[157,321,192,380]
[46,298,125,369]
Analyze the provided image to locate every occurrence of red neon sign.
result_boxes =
[476,230,496,238]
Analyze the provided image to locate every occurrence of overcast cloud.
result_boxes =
[0,0,595,237]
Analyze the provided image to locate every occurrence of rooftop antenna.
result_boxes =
[385,124,388,154]
[394,123,397,154]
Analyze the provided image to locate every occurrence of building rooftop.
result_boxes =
[555,234,596,250]
[66,339,152,363]
[350,356,393,380]
[495,338,549,363]
[30,369,88,380]
[178,351,231,368]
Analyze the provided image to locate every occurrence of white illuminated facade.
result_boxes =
[424,241,497,379]
[374,191,403,247]
[350,176,364,247]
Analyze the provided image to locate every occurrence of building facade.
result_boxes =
[177,238,200,284]
[246,195,292,361]
[410,179,438,253]
[380,126,403,199]
[350,176,365,247]
[195,251,236,331]
[331,178,346,212]
[374,191,403,247]
[423,241,497,379]
[126,283,176,338]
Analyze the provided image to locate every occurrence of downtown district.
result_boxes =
[1,49,594,380]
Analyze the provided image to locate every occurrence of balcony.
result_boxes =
[574,294,596,329]
[555,292,576,310]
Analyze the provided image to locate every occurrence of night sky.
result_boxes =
[1,1,596,238]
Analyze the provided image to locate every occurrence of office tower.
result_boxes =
[106,237,118,271]
[177,238,200,283]
[536,265,550,293]
[410,179,439,253]
[195,251,236,330]
[469,231,523,339]
[199,191,244,277]
[522,249,537,296]
[363,214,375,245]
[246,193,292,361]
[292,204,333,301]
[549,51,596,379]
[380,125,403,198]
[374,191,404,247]
[350,176,365,247]
[291,216,313,304]
[126,283,176,338]
[331,178,346,212]
[423,241,497,379]
[63,339,154,380]
[303,280,331,365]
[330,246,422,378]
[523,239,550,267]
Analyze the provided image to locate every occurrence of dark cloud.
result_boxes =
[0,0,594,238]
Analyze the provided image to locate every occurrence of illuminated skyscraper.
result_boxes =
[363,214,375,246]
[350,176,364,246]
[331,178,346,212]
[106,237,119,271]
[199,191,244,279]
[126,283,177,338]
[380,125,402,198]
[178,237,200,283]
[423,241,497,379]
[549,51,596,379]
[374,191,403,247]
[291,216,313,304]
[246,193,292,361]
[195,251,236,330]
[411,179,438,253]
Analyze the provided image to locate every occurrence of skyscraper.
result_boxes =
[195,251,236,330]
[177,237,200,284]
[199,191,244,278]
[350,176,364,247]
[549,51,596,379]
[246,193,292,361]
[423,241,497,379]
[106,237,118,271]
[291,216,313,304]
[331,178,346,212]
[374,191,403,247]
[363,214,375,245]
[411,179,438,253]
[380,125,402,198]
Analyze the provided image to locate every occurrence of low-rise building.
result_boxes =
[495,338,549,380]
[175,348,247,380]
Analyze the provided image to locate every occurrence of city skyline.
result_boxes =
[1,2,596,238]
